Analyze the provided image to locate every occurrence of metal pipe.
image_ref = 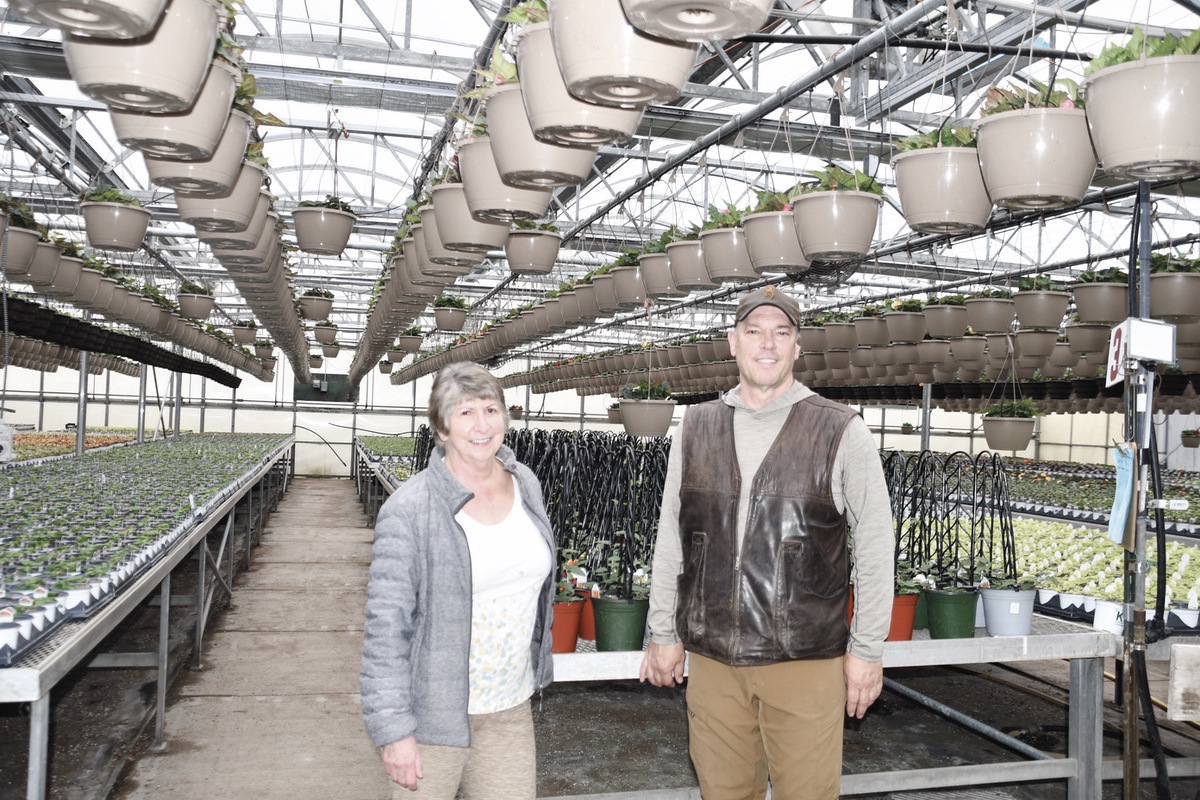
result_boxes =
[884,677,1055,763]
[136,365,146,443]
[561,0,945,244]
[734,34,1091,60]
[75,350,89,457]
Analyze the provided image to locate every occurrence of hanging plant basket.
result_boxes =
[177,293,215,320]
[549,0,697,108]
[620,0,774,41]
[313,325,338,345]
[321,343,340,358]
[1148,272,1200,323]
[144,110,251,195]
[698,227,756,284]
[25,242,62,287]
[619,398,676,437]
[298,296,334,322]
[378,360,394,374]
[1072,282,1129,325]
[1,227,41,276]
[606,406,623,424]
[973,108,1096,210]
[79,201,152,252]
[398,334,423,353]
[505,230,562,274]
[516,23,643,147]
[1081,55,1200,181]
[11,0,167,37]
[1013,290,1070,330]
[110,59,239,160]
[429,182,510,253]
[293,207,355,256]
[665,240,716,291]
[458,137,553,222]
[45,256,83,298]
[982,416,1036,452]
[639,252,685,298]
[201,195,273,251]
[62,0,220,111]
[434,307,468,332]
[1182,433,1200,449]
[611,264,648,308]
[892,146,992,233]
[742,210,809,274]
[923,304,968,339]
[791,191,882,262]
[883,311,926,344]
[174,161,264,232]
[485,84,599,188]
[416,205,478,270]
[964,297,1015,334]
[233,326,257,345]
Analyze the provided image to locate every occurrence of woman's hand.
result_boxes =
[381,736,422,791]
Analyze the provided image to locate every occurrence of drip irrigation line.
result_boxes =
[293,425,348,467]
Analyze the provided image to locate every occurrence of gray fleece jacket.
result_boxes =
[360,445,555,748]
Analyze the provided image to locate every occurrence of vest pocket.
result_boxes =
[772,538,846,655]
[675,531,707,641]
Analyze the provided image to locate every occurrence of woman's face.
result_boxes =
[440,395,506,466]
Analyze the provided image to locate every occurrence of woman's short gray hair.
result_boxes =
[428,362,508,450]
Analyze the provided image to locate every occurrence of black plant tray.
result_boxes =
[0,612,70,667]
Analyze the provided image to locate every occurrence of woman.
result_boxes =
[361,362,554,799]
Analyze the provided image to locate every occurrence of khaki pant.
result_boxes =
[392,701,536,800]
[686,653,845,800]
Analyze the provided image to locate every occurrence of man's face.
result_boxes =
[729,305,801,395]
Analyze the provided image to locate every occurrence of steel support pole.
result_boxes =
[26,694,50,800]
[136,365,147,443]
[1069,657,1104,799]
[151,572,170,751]
[172,369,182,437]
[230,387,237,432]
[75,350,89,457]
[198,377,206,433]
[920,382,932,452]
[195,536,206,670]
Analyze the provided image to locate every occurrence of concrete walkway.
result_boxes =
[114,478,391,800]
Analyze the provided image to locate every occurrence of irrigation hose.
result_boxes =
[1146,425,1169,644]
[1134,649,1173,800]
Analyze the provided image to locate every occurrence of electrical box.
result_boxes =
[1105,318,1176,387]
[0,426,12,463]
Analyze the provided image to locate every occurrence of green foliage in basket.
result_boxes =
[980,78,1084,115]
[897,124,976,151]
[298,195,353,214]
[621,379,672,400]
[800,164,884,195]
[81,186,141,206]
[982,398,1038,418]
[1085,28,1200,76]
[433,295,468,310]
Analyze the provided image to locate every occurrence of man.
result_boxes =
[639,286,894,800]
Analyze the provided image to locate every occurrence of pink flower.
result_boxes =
[1058,98,1075,109]
[782,203,792,212]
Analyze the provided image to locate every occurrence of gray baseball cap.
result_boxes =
[735,286,800,327]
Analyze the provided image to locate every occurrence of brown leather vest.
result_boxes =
[675,396,854,665]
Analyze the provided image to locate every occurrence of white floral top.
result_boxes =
[457,478,553,714]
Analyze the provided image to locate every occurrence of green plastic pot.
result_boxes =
[592,596,649,652]
[923,587,979,639]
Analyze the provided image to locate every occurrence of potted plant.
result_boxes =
[589,534,650,652]
[378,359,394,375]
[621,0,774,42]
[457,135,553,222]
[923,294,969,339]
[416,199,481,271]
[550,574,585,653]
[883,297,927,343]
[697,203,756,284]
[1148,252,1200,323]
[981,398,1037,452]
[891,124,992,233]
[505,220,562,274]
[0,198,40,275]
[397,326,424,353]
[174,160,264,231]
[1013,275,1070,331]
[1070,266,1129,324]
[254,339,274,359]
[61,0,220,111]
[889,559,921,642]
[508,404,524,421]
[619,379,675,437]
[293,195,355,256]
[964,288,1016,334]
[321,342,340,358]
[741,186,809,275]
[12,0,167,38]
[298,287,335,321]
[548,0,697,109]
[972,78,1096,210]
[513,4,644,147]
[1182,429,1200,448]
[176,280,215,320]
[429,170,511,253]
[145,109,252,195]
[309,353,324,369]
[433,295,470,332]
[1081,28,1200,181]
[313,319,338,345]
[920,562,981,640]
[606,401,622,424]
[609,250,648,308]
[979,572,1038,637]
[232,319,257,345]
[639,229,686,299]
[791,165,884,263]
[78,187,151,252]
[665,226,717,291]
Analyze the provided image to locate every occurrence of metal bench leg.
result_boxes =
[27,694,49,800]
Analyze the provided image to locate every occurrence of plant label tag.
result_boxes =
[1009,602,1021,615]
[188,494,196,509]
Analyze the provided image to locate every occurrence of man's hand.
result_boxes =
[381,736,422,791]
[844,652,883,718]
[639,641,686,687]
